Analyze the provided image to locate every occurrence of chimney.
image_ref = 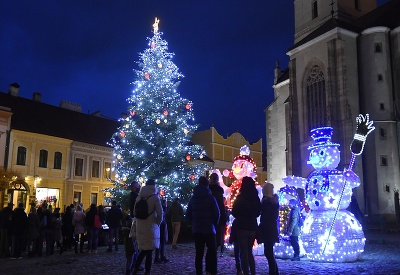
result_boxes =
[8,83,20,97]
[33,92,42,102]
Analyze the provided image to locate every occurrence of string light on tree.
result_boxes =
[282,114,375,262]
[104,17,210,208]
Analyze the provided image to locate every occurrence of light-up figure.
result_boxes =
[283,114,374,262]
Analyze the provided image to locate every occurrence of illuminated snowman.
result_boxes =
[283,115,374,262]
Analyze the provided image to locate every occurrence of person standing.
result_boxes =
[132,179,162,275]
[208,173,227,256]
[168,197,184,249]
[186,176,220,275]
[62,205,74,250]
[72,204,86,253]
[106,200,123,252]
[10,202,28,259]
[0,203,13,258]
[27,207,40,257]
[232,177,261,275]
[86,203,99,253]
[259,182,280,275]
[287,199,301,261]
[154,198,169,263]
[52,212,63,255]
[129,181,141,218]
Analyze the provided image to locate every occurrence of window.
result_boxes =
[73,191,81,207]
[16,146,27,165]
[312,1,318,19]
[379,127,386,139]
[92,160,100,178]
[378,74,383,82]
[385,185,390,193]
[375,43,382,53]
[90,193,98,205]
[380,156,388,166]
[54,152,62,169]
[38,149,48,168]
[104,162,111,179]
[306,65,326,131]
[75,158,84,176]
[380,103,385,110]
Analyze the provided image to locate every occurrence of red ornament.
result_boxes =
[190,174,195,180]
[130,110,136,116]
[159,189,165,196]
[185,103,191,110]
[120,131,126,138]
[163,109,168,116]
[144,72,150,80]
[186,155,191,161]
[151,42,155,49]
[123,185,127,190]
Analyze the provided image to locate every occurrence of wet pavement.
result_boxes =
[0,231,399,275]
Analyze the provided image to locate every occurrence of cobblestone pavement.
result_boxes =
[1,233,400,275]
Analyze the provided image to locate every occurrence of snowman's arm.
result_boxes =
[282,175,307,188]
[343,169,360,188]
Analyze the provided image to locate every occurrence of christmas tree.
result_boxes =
[105,18,210,209]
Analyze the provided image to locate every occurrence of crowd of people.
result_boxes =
[0,175,299,275]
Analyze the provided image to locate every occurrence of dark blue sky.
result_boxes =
[0,1,390,144]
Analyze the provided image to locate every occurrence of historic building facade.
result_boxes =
[266,0,400,223]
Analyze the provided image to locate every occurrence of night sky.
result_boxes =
[0,1,390,145]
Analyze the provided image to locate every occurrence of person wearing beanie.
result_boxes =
[259,182,280,275]
[132,179,162,275]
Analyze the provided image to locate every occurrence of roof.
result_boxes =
[0,92,119,147]
[288,0,400,52]
[277,68,289,84]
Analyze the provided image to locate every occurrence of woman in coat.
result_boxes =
[259,182,280,275]
[72,205,86,253]
[232,177,261,275]
[132,179,162,275]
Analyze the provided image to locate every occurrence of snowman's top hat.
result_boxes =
[308,126,340,150]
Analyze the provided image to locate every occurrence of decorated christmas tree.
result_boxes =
[105,18,210,208]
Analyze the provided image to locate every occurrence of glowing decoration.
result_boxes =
[125,124,129,129]
[130,110,136,116]
[151,42,155,49]
[183,128,189,135]
[158,63,163,68]
[120,131,126,138]
[282,115,374,262]
[144,72,150,80]
[185,103,191,110]
[156,119,161,124]
[190,174,195,180]
[199,154,203,159]
[159,189,165,196]
[163,109,168,116]
[163,119,167,123]
[185,155,191,161]
[116,154,122,160]
[153,17,160,33]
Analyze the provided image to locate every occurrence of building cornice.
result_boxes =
[361,26,390,35]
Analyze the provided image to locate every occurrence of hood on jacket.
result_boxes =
[193,184,211,198]
[139,184,157,198]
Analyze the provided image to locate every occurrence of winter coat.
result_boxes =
[168,201,184,223]
[106,206,123,228]
[287,206,300,237]
[135,185,162,250]
[186,184,220,234]
[130,191,139,218]
[11,207,28,236]
[259,195,280,243]
[62,211,73,236]
[209,184,227,225]
[232,188,261,231]
[52,217,62,242]
[72,210,86,234]
[0,206,13,231]
[85,206,97,227]
[27,212,40,241]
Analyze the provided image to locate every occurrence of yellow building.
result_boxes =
[0,84,118,211]
[191,127,266,186]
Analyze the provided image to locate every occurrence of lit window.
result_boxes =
[104,162,111,179]
[92,160,100,178]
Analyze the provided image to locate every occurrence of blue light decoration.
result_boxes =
[282,114,375,262]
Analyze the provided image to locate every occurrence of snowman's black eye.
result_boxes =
[319,150,325,156]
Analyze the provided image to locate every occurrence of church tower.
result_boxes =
[294,0,376,42]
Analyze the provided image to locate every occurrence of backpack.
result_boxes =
[134,194,155,220]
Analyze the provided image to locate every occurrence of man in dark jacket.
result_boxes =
[0,203,13,258]
[106,200,123,252]
[186,176,220,275]
[10,202,28,259]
